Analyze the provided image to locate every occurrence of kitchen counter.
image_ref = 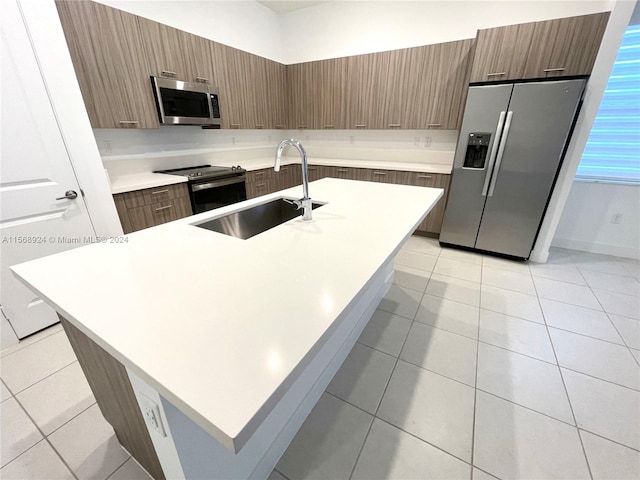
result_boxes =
[107,155,452,194]
[12,178,443,478]
[109,171,188,194]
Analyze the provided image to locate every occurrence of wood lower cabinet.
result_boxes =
[55,0,159,129]
[113,183,192,233]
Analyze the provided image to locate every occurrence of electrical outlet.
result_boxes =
[349,135,355,144]
[103,140,112,153]
[611,213,623,224]
[139,393,166,437]
[414,137,420,147]
[424,136,431,148]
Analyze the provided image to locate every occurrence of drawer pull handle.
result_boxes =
[355,124,366,128]
[276,124,285,128]
[427,123,441,127]
[255,124,264,128]
[337,169,349,172]
[161,70,178,77]
[388,124,401,128]
[231,123,240,128]
[324,125,334,129]
[255,172,265,176]
[155,204,173,211]
[418,175,432,179]
[256,183,266,187]
[308,167,317,171]
[151,189,169,195]
[195,76,209,83]
[118,120,139,125]
[486,72,506,77]
[373,172,387,176]
[543,67,566,73]
[297,125,307,129]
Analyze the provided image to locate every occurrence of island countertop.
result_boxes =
[11,178,443,453]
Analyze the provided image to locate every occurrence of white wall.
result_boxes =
[95,0,284,62]
[281,0,613,63]
[95,0,613,64]
[552,182,640,259]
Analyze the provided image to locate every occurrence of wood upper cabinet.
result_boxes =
[266,60,288,129]
[471,12,609,83]
[523,12,610,79]
[470,22,536,83]
[319,57,349,129]
[55,0,159,128]
[347,53,385,129]
[137,18,190,81]
[288,61,319,129]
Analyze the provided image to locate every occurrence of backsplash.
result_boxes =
[97,127,458,176]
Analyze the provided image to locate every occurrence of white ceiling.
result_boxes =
[257,1,330,15]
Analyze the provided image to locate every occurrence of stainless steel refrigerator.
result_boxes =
[439,79,586,259]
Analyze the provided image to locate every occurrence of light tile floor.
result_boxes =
[1,237,639,479]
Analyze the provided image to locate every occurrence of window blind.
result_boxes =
[576,24,640,183]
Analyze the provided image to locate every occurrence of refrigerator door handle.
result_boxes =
[488,110,513,197]
[481,111,507,197]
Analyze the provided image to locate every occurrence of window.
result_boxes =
[576,24,640,183]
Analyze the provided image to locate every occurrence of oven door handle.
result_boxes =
[191,175,246,192]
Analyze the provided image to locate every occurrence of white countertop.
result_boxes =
[110,172,187,194]
[109,158,451,194]
[12,179,443,452]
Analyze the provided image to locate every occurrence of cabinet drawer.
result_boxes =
[127,197,192,231]
[121,183,189,209]
[370,169,397,184]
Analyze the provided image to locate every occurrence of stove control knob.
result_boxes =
[231,166,236,171]
[197,172,202,176]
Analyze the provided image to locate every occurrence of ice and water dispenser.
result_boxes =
[463,133,491,169]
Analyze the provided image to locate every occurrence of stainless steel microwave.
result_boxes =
[151,76,222,127]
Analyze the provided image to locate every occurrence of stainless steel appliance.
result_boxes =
[440,79,586,259]
[151,77,222,127]
[155,165,246,214]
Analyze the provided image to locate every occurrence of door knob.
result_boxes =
[56,190,78,200]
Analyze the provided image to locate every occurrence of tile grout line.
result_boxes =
[577,427,640,454]
[469,255,484,479]
[531,271,594,480]
[9,391,80,480]
[574,264,640,376]
[346,265,431,480]
[0,326,64,360]
[5,358,78,397]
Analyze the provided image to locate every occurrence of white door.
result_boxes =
[1,0,96,339]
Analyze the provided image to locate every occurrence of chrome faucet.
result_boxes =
[275,139,312,221]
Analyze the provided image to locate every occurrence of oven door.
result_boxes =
[190,176,247,214]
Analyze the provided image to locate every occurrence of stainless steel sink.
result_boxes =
[194,197,324,239]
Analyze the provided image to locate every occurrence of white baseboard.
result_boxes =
[552,237,640,260]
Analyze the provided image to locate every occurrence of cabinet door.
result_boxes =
[186,34,218,86]
[419,174,450,234]
[55,0,158,128]
[320,57,349,129]
[380,49,409,129]
[523,12,610,79]
[470,23,536,83]
[288,62,317,129]
[425,40,475,130]
[266,60,288,129]
[137,18,190,81]
[347,53,384,129]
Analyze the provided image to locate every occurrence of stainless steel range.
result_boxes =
[155,165,247,214]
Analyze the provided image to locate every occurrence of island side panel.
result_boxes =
[58,315,166,480]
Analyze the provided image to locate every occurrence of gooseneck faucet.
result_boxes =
[275,139,312,221]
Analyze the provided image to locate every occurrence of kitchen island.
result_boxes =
[12,178,443,479]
